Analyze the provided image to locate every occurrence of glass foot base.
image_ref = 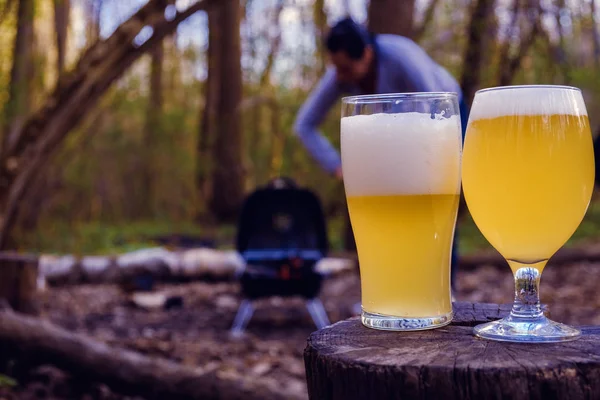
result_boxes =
[474,316,581,343]
[361,309,453,331]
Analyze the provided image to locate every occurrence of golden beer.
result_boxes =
[463,113,594,270]
[341,104,462,328]
[462,85,594,343]
[347,194,458,317]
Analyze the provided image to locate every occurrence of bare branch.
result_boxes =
[259,0,285,87]
[414,0,441,41]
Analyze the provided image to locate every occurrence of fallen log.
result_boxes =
[6,247,354,287]
[0,308,294,400]
[37,247,242,285]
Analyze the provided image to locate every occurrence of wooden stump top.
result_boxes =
[304,302,600,400]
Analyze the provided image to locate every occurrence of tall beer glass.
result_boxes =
[462,85,594,342]
[341,93,462,330]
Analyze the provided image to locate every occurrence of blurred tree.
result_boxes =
[208,0,244,222]
[53,0,69,76]
[247,0,284,187]
[17,0,69,231]
[0,0,216,249]
[140,41,165,217]
[85,0,101,42]
[414,0,441,42]
[536,0,570,84]
[460,0,495,106]
[197,5,221,213]
[496,0,542,86]
[367,0,415,37]
[3,0,34,155]
[314,0,327,75]
[591,0,600,68]
[0,0,15,24]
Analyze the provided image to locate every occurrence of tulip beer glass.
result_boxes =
[462,85,594,342]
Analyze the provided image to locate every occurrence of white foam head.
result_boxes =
[341,112,462,196]
[469,86,588,121]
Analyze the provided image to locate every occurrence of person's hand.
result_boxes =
[334,167,343,180]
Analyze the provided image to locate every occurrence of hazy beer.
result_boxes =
[462,85,594,342]
[341,95,462,330]
[462,88,594,271]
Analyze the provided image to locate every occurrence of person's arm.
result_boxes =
[293,68,343,176]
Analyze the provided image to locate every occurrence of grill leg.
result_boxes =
[306,298,330,330]
[230,299,254,337]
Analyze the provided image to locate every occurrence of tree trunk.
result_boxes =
[367,0,415,37]
[197,6,221,210]
[269,101,283,177]
[460,0,496,106]
[314,0,327,75]
[533,0,569,84]
[53,0,70,75]
[0,0,217,250]
[3,0,35,154]
[495,0,521,82]
[15,0,71,231]
[85,0,102,43]
[209,0,244,222]
[591,0,600,68]
[304,303,600,400]
[0,308,293,400]
[259,1,284,88]
[250,1,284,184]
[141,41,165,217]
[497,0,542,86]
[0,254,38,314]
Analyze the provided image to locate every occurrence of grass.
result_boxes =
[14,194,600,256]
[14,220,213,255]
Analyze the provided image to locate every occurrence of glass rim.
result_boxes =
[476,84,582,95]
[341,92,459,104]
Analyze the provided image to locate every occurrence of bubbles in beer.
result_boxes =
[341,112,461,196]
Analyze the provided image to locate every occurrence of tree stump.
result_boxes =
[0,253,39,314]
[304,302,600,400]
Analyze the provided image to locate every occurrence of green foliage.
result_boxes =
[0,374,17,388]
[2,0,600,257]
[16,219,213,255]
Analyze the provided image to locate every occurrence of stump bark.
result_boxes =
[304,302,600,400]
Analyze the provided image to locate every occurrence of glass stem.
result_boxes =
[507,261,546,320]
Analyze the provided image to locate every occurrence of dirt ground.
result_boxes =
[2,260,600,399]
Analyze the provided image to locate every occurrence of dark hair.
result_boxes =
[325,18,373,60]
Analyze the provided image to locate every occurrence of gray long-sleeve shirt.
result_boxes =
[293,34,462,174]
